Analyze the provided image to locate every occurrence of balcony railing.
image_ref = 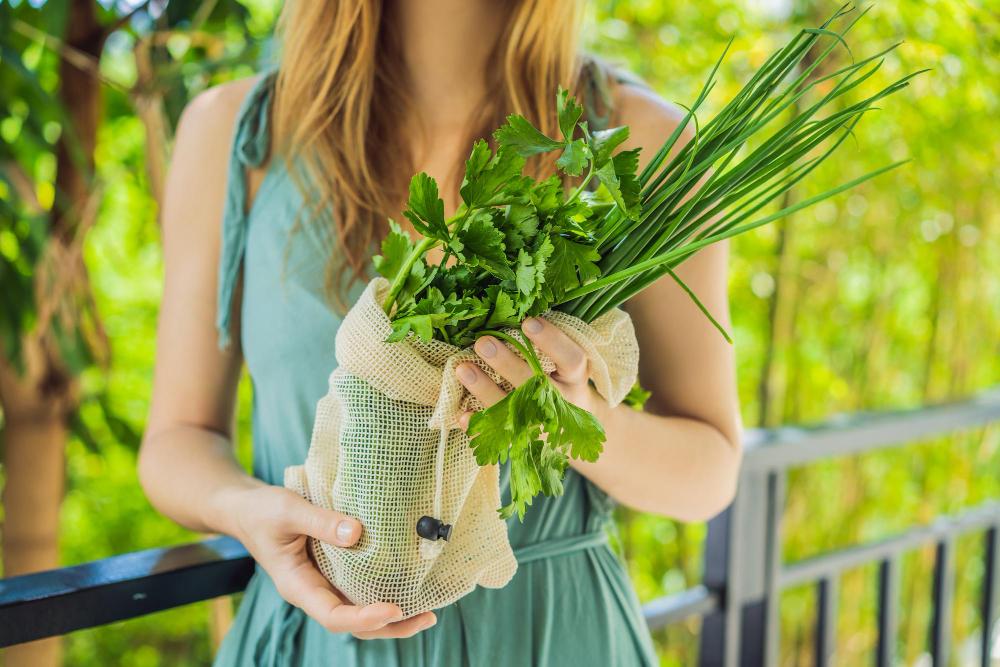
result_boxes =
[2,389,999,665]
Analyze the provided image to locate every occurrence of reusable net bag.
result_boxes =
[285,278,639,618]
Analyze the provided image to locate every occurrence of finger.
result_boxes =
[455,362,507,408]
[457,411,473,430]
[279,560,403,633]
[521,317,588,384]
[474,336,534,387]
[352,612,437,640]
[283,493,362,546]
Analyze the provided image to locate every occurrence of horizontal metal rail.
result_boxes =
[742,387,1000,471]
[643,585,720,631]
[779,501,1000,587]
[0,537,254,647]
[0,389,998,655]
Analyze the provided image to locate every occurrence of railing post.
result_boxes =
[930,539,956,666]
[876,556,900,667]
[981,527,999,667]
[698,467,779,667]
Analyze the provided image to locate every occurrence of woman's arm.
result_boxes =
[139,79,435,637]
[454,83,742,522]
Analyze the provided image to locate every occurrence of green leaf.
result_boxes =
[494,115,565,158]
[544,235,601,298]
[556,87,584,142]
[622,382,651,410]
[595,153,642,220]
[501,204,540,251]
[556,139,589,177]
[484,288,519,328]
[460,143,532,209]
[545,393,606,462]
[455,215,514,280]
[404,173,449,241]
[590,126,630,167]
[372,220,412,282]
[467,392,516,466]
[530,174,565,219]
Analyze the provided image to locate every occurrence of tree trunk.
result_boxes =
[0,2,105,665]
[0,341,73,667]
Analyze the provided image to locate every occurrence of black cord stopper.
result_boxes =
[416,515,452,541]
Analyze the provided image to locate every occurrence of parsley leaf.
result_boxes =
[544,235,602,299]
[556,138,589,177]
[403,173,449,241]
[595,148,642,220]
[372,220,412,283]
[454,214,514,280]
[556,87,583,142]
[590,126,631,167]
[460,142,532,209]
[495,115,565,158]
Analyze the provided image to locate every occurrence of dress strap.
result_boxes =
[216,69,279,349]
[581,56,649,132]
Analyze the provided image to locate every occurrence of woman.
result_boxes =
[139,0,742,664]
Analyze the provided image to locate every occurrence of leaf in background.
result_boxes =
[622,382,651,410]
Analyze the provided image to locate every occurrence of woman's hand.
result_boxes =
[454,316,601,427]
[214,483,437,639]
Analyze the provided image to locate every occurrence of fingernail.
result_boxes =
[523,318,543,334]
[421,615,438,630]
[457,365,478,385]
[337,520,355,543]
[477,338,497,358]
[385,614,404,625]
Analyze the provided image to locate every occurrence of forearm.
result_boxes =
[572,401,741,521]
[138,425,265,536]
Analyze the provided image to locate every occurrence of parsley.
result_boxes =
[374,10,917,518]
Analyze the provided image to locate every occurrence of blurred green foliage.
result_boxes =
[0,0,998,665]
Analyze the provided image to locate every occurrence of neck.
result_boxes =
[388,0,504,131]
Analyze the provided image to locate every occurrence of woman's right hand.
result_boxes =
[215,483,437,639]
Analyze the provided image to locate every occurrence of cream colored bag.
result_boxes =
[285,278,639,618]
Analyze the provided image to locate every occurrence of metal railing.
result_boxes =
[2,389,999,665]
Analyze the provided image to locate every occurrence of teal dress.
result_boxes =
[213,70,659,667]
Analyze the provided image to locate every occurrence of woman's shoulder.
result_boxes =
[169,74,273,213]
[609,77,695,168]
[161,76,267,241]
[174,75,264,160]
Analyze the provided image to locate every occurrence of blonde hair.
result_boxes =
[272,0,589,309]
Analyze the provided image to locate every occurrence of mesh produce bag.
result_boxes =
[285,278,639,618]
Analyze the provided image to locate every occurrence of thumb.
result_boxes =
[285,493,362,547]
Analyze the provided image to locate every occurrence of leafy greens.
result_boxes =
[373,5,920,519]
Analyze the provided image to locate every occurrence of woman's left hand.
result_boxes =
[453,316,601,429]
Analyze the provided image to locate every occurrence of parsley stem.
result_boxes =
[382,237,438,315]
[476,330,544,376]
[565,163,594,204]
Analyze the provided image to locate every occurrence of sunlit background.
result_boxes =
[1,0,998,665]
